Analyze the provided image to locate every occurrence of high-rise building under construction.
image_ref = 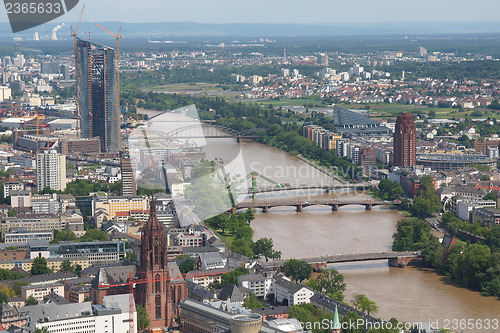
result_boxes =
[76,39,120,152]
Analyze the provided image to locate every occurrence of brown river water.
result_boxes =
[202,137,500,331]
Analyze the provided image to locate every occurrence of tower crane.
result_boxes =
[70,5,85,136]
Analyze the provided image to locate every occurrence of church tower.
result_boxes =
[137,197,175,329]
[332,304,341,333]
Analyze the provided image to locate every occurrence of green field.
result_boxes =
[146,82,223,92]
[250,98,324,107]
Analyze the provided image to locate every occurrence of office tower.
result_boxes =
[36,150,67,192]
[76,38,120,153]
[317,53,328,66]
[41,62,60,74]
[120,152,136,196]
[393,113,416,167]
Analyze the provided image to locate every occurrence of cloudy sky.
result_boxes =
[1,0,500,25]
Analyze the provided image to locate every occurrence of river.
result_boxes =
[201,137,500,331]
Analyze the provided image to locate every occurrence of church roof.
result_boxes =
[92,265,136,289]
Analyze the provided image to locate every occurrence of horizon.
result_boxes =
[2,0,500,27]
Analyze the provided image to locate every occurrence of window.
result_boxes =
[155,294,162,319]
[155,274,161,293]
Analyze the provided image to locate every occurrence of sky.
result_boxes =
[1,0,500,25]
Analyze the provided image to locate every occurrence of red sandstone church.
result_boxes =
[91,198,187,331]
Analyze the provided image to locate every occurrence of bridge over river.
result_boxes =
[262,251,423,270]
[232,199,399,213]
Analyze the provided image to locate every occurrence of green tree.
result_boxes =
[310,269,346,302]
[79,229,108,242]
[31,257,51,275]
[60,259,74,273]
[136,305,150,330]
[7,209,17,217]
[34,328,50,333]
[179,259,196,274]
[452,243,492,290]
[483,191,497,202]
[376,179,404,200]
[244,208,255,222]
[351,294,378,316]
[25,295,38,306]
[243,293,263,309]
[52,229,77,243]
[283,259,313,283]
[253,238,281,261]
[231,238,254,258]
[410,175,441,218]
[0,291,7,304]
[221,267,249,285]
[12,281,29,296]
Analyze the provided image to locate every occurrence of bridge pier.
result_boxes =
[237,137,241,143]
[331,203,338,211]
[388,256,419,268]
[296,204,302,213]
[263,206,269,213]
[311,262,327,272]
[365,203,372,210]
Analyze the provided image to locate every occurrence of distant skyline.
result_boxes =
[1,0,500,26]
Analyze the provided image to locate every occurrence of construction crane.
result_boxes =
[70,5,85,136]
[95,23,123,120]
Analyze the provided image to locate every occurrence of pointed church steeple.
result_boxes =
[140,193,168,270]
[332,304,341,333]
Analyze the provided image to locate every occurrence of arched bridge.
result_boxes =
[165,124,262,142]
[231,199,398,213]
[262,251,423,270]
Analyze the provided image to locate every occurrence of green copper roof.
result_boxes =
[333,304,341,329]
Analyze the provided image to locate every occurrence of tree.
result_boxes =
[60,259,74,273]
[136,304,150,331]
[428,110,436,118]
[79,229,108,242]
[12,281,29,296]
[253,238,281,261]
[31,257,51,275]
[376,179,404,200]
[7,209,17,217]
[52,230,77,243]
[351,294,378,316]
[313,269,346,301]
[283,259,313,283]
[452,243,492,290]
[481,175,491,181]
[244,208,255,222]
[221,267,249,285]
[243,293,263,309]
[25,295,38,306]
[179,259,196,274]
[34,328,50,333]
[483,192,497,202]
[231,238,254,258]
[410,175,441,218]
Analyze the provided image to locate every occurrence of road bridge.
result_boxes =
[262,251,422,270]
[231,199,398,213]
